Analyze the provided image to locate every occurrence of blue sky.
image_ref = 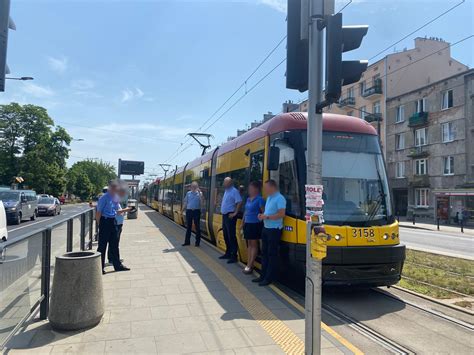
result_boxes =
[2,0,473,180]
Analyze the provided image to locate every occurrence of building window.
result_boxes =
[443,156,454,175]
[373,74,381,85]
[347,111,353,116]
[441,122,455,142]
[414,128,427,146]
[359,81,366,96]
[416,98,427,113]
[415,188,430,207]
[359,106,366,120]
[373,101,381,114]
[396,161,405,178]
[415,159,427,175]
[395,133,405,150]
[347,86,354,98]
[441,89,453,110]
[396,105,405,123]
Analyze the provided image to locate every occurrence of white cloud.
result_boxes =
[71,79,95,90]
[21,82,55,98]
[47,55,68,74]
[121,87,146,102]
[259,0,286,13]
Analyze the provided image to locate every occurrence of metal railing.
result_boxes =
[0,208,95,349]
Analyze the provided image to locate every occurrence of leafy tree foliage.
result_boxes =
[0,103,71,195]
[67,160,116,200]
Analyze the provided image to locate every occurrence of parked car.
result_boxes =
[37,197,61,216]
[0,201,8,241]
[0,190,38,225]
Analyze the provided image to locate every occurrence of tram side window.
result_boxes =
[153,185,160,201]
[174,183,183,205]
[270,144,301,217]
[214,168,246,214]
[249,151,264,183]
[199,168,211,209]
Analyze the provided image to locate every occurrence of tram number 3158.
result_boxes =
[352,228,376,240]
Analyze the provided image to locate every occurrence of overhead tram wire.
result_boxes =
[166,57,287,164]
[164,35,287,164]
[368,0,466,61]
[336,0,352,14]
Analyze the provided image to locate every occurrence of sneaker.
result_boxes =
[195,243,200,247]
[242,267,253,275]
[182,243,190,246]
[115,265,130,272]
[227,258,237,264]
[252,277,263,283]
[218,254,230,260]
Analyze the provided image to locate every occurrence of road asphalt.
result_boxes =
[6,204,91,242]
[399,226,473,259]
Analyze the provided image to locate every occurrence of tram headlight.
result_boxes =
[383,234,389,240]
[391,233,397,240]
[334,234,341,241]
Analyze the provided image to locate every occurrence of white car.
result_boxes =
[0,200,8,242]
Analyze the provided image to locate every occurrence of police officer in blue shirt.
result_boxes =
[253,179,286,286]
[219,177,242,263]
[96,180,130,274]
[182,181,203,247]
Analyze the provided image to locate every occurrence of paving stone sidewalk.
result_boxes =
[4,206,355,354]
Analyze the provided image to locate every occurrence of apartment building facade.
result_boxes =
[299,37,468,154]
[386,69,474,224]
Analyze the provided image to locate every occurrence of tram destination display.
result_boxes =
[118,159,145,176]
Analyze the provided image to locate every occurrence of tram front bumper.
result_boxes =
[321,244,406,287]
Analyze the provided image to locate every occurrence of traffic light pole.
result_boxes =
[304,0,327,354]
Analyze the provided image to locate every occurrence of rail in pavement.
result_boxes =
[3,205,361,354]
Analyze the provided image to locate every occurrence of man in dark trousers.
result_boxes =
[254,179,286,286]
[96,180,130,274]
[219,177,242,264]
[182,181,203,247]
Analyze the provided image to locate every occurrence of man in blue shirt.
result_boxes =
[219,177,242,263]
[108,183,129,264]
[254,179,286,286]
[96,180,130,274]
[182,181,203,247]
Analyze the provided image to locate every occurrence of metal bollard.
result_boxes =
[66,219,73,252]
[461,219,464,233]
[437,217,440,231]
[413,214,416,225]
[40,228,52,320]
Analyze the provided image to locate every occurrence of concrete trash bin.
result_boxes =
[49,251,104,330]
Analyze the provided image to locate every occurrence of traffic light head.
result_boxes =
[325,13,368,103]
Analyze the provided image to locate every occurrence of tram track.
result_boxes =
[321,302,415,355]
[373,287,474,331]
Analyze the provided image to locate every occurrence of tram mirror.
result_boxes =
[268,146,280,171]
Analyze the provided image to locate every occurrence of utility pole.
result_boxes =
[304,1,326,353]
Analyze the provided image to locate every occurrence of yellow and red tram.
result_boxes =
[141,112,405,286]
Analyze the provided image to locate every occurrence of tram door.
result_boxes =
[249,151,264,184]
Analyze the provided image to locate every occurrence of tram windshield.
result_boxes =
[304,132,393,226]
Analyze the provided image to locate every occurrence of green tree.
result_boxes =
[67,160,116,200]
[0,103,71,194]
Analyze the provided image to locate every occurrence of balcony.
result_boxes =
[407,146,430,158]
[408,111,429,127]
[364,112,382,123]
[338,96,355,107]
[409,174,430,187]
[362,79,383,98]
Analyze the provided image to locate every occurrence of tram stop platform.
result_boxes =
[4,205,360,354]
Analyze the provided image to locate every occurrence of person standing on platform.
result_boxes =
[219,177,242,263]
[242,181,265,274]
[96,180,130,274]
[254,179,286,286]
[108,183,131,264]
[182,181,203,247]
